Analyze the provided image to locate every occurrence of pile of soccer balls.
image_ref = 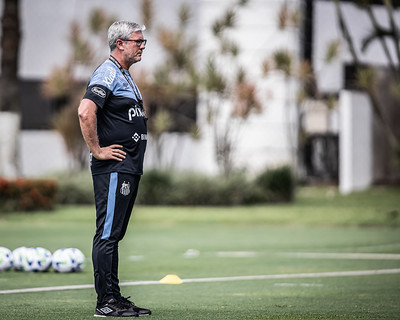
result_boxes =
[0,246,85,273]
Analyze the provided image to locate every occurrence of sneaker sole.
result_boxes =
[94,315,139,318]
[94,313,140,318]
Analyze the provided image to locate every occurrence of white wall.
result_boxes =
[193,0,300,174]
[0,112,20,178]
[19,130,71,177]
[339,90,373,194]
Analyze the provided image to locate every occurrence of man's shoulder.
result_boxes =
[89,60,119,90]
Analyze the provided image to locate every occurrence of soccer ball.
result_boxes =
[14,247,52,272]
[52,248,73,273]
[12,246,28,271]
[20,247,41,272]
[20,247,48,272]
[52,248,86,273]
[68,248,86,272]
[20,247,36,272]
[34,247,52,272]
[0,247,13,271]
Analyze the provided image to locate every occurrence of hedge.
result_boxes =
[0,178,57,212]
[254,165,294,202]
[0,165,295,211]
[55,171,94,205]
[56,166,295,206]
[137,166,295,206]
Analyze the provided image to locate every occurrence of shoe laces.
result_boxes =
[108,298,128,309]
[121,296,136,306]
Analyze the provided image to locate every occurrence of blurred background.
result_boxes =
[0,0,399,210]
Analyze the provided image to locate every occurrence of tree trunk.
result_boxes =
[0,0,21,177]
[1,0,21,112]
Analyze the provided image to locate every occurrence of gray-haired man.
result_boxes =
[78,21,151,318]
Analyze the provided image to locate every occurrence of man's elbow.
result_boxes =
[78,107,89,122]
[78,100,95,122]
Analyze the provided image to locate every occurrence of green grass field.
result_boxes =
[0,186,399,319]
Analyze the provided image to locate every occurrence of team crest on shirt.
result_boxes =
[120,181,130,196]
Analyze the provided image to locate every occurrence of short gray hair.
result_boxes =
[108,21,146,52]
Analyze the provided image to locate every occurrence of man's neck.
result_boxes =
[110,52,129,70]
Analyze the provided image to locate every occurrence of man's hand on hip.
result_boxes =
[93,144,126,161]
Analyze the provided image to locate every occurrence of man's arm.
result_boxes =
[78,98,126,161]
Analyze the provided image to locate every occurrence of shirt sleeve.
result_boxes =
[83,84,111,109]
[82,62,116,108]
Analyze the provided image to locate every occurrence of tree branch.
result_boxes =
[334,0,399,149]
[365,5,398,79]
[383,0,400,75]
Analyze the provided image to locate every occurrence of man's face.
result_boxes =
[122,31,146,66]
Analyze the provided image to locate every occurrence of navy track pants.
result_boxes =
[92,172,141,304]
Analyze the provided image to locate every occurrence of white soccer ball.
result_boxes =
[20,247,42,272]
[12,246,28,271]
[68,248,86,272]
[0,247,13,271]
[52,248,86,273]
[33,247,52,272]
[52,248,74,273]
[15,247,52,272]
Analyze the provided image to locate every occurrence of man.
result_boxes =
[78,21,151,318]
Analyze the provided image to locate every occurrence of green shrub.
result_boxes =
[0,177,58,212]
[46,166,296,207]
[137,168,295,206]
[164,173,217,205]
[136,170,174,205]
[168,172,246,206]
[254,165,295,202]
[55,171,94,204]
[137,171,249,206]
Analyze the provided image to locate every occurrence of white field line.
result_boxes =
[1,268,399,295]
[274,283,324,287]
[201,251,400,260]
[179,269,400,283]
[214,251,258,258]
[281,252,400,260]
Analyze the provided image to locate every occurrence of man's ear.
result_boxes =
[116,39,124,49]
